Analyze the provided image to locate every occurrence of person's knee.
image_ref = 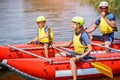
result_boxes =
[55,53,60,57]
[105,41,111,47]
[44,44,48,48]
[70,58,75,63]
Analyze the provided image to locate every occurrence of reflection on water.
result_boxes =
[0,0,120,45]
[0,71,26,80]
[22,0,99,43]
[0,0,120,80]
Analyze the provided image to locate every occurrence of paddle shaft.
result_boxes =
[4,44,52,62]
[91,43,120,52]
[53,46,73,56]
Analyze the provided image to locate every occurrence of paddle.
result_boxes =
[91,42,120,52]
[80,58,113,79]
[4,43,52,63]
[58,47,113,78]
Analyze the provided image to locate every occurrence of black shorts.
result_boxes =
[102,33,114,43]
[66,50,96,60]
[36,41,51,47]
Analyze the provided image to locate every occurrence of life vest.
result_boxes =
[38,26,54,43]
[100,16,117,34]
[73,33,88,54]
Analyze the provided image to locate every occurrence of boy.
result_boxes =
[29,16,54,58]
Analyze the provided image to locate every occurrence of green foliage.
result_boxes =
[88,0,120,17]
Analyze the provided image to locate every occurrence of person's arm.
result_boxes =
[32,36,39,42]
[54,41,73,47]
[86,16,101,33]
[27,36,39,43]
[78,32,92,58]
[104,14,116,28]
[86,24,98,33]
[53,36,73,47]
[81,44,92,58]
[105,18,116,28]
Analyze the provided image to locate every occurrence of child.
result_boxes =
[29,16,54,58]
[55,16,92,80]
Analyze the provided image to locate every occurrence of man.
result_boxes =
[28,16,54,58]
[86,1,117,53]
[55,16,92,80]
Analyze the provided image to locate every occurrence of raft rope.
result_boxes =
[91,43,120,52]
[96,57,120,61]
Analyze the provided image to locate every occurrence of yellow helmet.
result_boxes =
[36,16,46,22]
[72,16,85,26]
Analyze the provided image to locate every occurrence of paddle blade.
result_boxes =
[91,62,113,78]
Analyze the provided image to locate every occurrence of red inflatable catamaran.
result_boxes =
[0,37,120,79]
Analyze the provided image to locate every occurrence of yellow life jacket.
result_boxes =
[73,33,88,54]
[38,26,54,43]
[100,16,117,34]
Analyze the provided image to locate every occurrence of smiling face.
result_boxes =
[72,22,77,31]
[72,22,82,32]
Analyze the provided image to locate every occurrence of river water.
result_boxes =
[0,0,120,80]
